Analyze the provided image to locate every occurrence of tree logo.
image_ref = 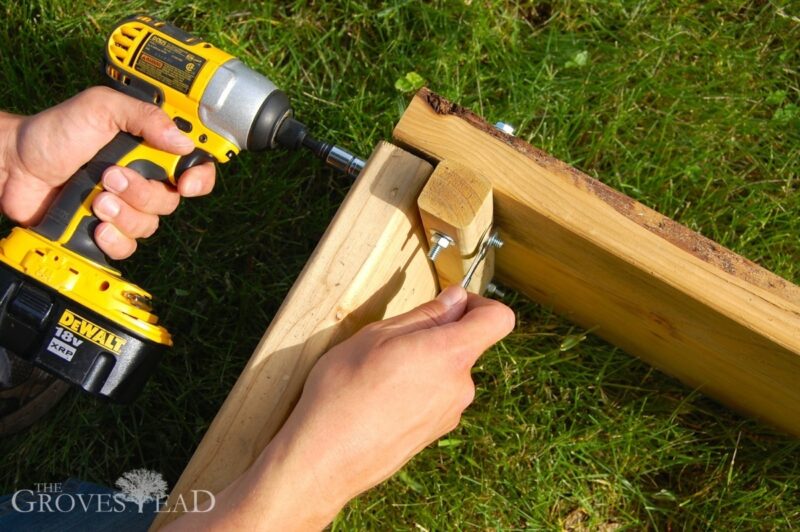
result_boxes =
[115,468,168,513]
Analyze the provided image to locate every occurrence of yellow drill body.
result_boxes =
[0,15,295,401]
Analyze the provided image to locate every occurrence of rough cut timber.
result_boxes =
[417,159,495,292]
[394,88,800,436]
[152,142,436,529]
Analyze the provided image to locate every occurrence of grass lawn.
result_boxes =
[1,0,799,529]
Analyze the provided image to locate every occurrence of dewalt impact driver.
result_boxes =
[0,15,364,402]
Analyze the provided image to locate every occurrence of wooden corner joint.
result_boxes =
[417,160,498,294]
[397,89,800,437]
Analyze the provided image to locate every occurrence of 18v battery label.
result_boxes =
[47,337,76,361]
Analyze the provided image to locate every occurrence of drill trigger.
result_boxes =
[175,149,216,178]
[126,159,169,182]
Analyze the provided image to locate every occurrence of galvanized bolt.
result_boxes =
[494,121,515,136]
[427,232,454,261]
[487,232,504,249]
[485,282,506,298]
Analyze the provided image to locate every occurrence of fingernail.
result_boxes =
[182,178,202,197]
[96,224,116,245]
[164,126,195,151]
[95,195,120,218]
[103,168,128,193]
[436,285,465,308]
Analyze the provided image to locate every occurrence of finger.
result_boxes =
[101,166,181,215]
[79,86,195,154]
[176,162,216,198]
[365,286,469,341]
[395,296,515,369]
[95,222,137,260]
[464,292,514,314]
[93,191,159,239]
[446,295,515,364]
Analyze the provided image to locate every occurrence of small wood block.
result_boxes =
[417,160,494,293]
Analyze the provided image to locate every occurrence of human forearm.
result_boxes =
[166,288,514,531]
[166,431,344,531]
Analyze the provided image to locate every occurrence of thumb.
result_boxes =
[370,285,469,340]
[382,294,514,373]
[102,89,195,154]
[81,87,195,155]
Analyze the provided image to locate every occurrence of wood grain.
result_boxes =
[394,88,800,436]
[417,160,494,292]
[151,142,436,528]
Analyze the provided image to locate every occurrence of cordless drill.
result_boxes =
[0,15,364,402]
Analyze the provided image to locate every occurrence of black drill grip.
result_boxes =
[32,131,214,267]
[33,133,142,267]
[32,132,177,267]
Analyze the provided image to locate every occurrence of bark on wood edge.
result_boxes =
[416,87,800,306]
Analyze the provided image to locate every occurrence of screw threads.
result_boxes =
[427,232,454,262]
[487,232,504,249]
[427,245,444,261]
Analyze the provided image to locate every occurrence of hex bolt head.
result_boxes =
[427,232,454,261]
[494,122,516,136]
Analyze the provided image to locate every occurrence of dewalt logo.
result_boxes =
[58,310,127,354]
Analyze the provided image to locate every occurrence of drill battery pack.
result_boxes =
[0,260,166,403]
[0,224,172,403]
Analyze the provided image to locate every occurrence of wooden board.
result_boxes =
[152,142,436,528]
[393,88,800,436]
[417,160,494,292]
